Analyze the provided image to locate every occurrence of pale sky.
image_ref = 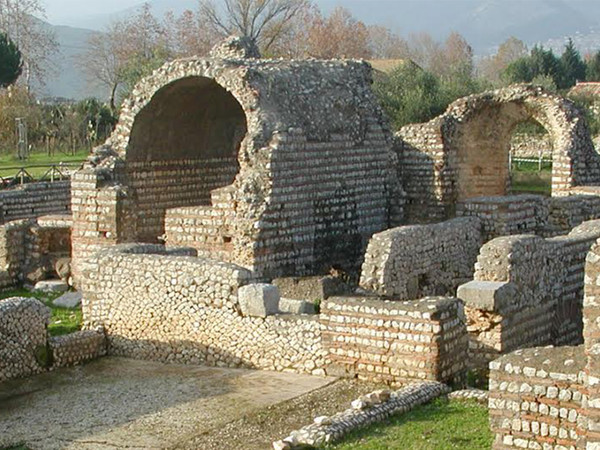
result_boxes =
[42,0,143,24]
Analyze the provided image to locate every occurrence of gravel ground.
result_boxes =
[175,379,386,450]
[0,357,336,450]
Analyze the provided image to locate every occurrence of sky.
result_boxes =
[43,0,142,24]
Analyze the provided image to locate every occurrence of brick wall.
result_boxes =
[320,296,467,384]
[0,181,70,223]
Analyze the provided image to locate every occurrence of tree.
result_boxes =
[478,37,527,83]
[586,51,600,82]
[199,0,309,53]
[304,6,370,59]
[502,45,562,87]
[367,25,409,59]
[80,3,169,112]
[373,62,444,129]
[163,10,218,58]
[0,0,57,88]
[0,32,22,87]
[559,38,586,88]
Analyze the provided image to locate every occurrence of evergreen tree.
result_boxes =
[559,38,586,88]
[586,51,600,81]
[0,32,23,88]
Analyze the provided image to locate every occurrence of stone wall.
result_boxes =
[457,193,600,241]
[488,346,585,449]
[510,133,553,158]
[396,85,600,223]
[486,234,600,449]
[0,215,72,288]
[49,329,106,368]
[0,181,70,224]
[0,297,50,381]
[359,217,482,299]
[320,296,467,385]
[80,244,329,375]
[458,220,600,370]
[80,243,470,383]
[0,297,106,382]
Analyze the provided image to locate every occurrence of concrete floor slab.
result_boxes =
[0,357,335,450]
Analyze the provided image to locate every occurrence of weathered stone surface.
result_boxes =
[457,280,516,312]
[53,291,82,308]
[0,297,50,381]
[238,284,281,318]
[360,217,482,299]
[34,279,69,293]
[278,297,316,315]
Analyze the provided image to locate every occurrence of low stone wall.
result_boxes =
[360,217,482,299]
[457,195,548,241]
[0,297,50,381]
[0,215,72,287]
[458,220,600,370]
[510,133,553,158]
[0,181,71,224]
[488,346,585,449]
[320,296,467,385]
[49,329,106,368]
[81,244,473,383]
[81,244,328,375]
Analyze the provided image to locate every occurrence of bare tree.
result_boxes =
[199,0,309,52]
[0,0,57,88]
[163,9,218,58]
[367,25,410,60]
[478,36,528,83]
[305,6,371,59]
[79,3,168,112]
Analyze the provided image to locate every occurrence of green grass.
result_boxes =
[0,149,88,178]
[511,164,552,196]
[0,288,82,336]
[326,398,493,450]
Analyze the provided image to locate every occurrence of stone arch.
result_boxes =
[444,85,600,202]
[126,76,247,163]
[110,69,256,243]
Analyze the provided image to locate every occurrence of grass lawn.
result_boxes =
[0,288,82,336]
[0,149,88,178]
[326,398,493,450]
[511,164,552,196]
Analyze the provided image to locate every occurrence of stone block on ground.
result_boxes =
[53,291,82,309]
[34,279,69,294]
[238,283,280,318]
[279,297,316,315]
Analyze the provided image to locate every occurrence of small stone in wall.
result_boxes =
[238,283,280,318]
[279,298,316,315]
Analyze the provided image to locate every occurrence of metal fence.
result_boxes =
[0,161,85,189]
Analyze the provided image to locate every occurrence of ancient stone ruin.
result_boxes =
[6,36,600,448]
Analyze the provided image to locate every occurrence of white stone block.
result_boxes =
[238,284,280,318]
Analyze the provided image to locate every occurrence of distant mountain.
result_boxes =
[38,0,600,100]
[33,22,105,101]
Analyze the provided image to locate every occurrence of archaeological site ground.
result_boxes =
[5,36,600,449]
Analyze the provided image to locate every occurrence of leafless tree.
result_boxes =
[367,25,410,60]
[199,0,309,52]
